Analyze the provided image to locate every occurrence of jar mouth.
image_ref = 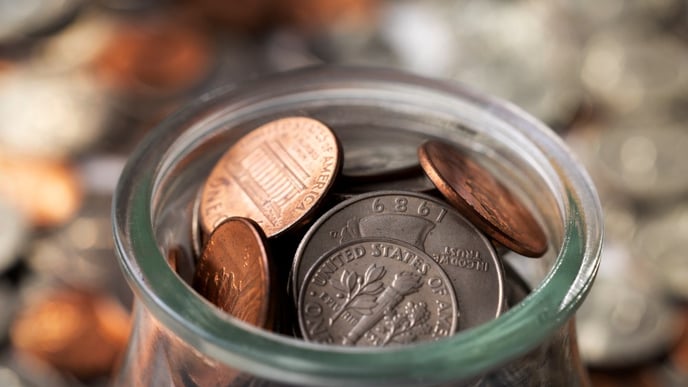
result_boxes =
[113,66,602,385]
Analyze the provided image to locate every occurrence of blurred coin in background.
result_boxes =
[0,155,82,228]
[94,18,214,98]
[591,119,688,201]
[10,286,130,379]
[0,199,28,274]
[0,0,83,44]
[634,205,688,301]
[581,25,688,115]
[577,276,682,367]
[0,70,109,159]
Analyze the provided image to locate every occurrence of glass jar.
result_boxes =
[112,67,602,386]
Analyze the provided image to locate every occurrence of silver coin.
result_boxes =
[333,172,437,199]
[337,125,427,180]
[298,238,458,347]
[0,198,28,273]
[581,26,688,115]
[0,0,82,43]
[593,119,688,200]
[577,278,681,367]
[0,70,109,158]
[293,191,504,330]
[633,205,688,300]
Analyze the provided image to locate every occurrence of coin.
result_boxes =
[0,0,82,44]
[298,238,458,346]
[333,171,437,199]
[577,278,682,367]
[0,155,82,227]
[293,191,504,330]
[190,186,204,260]
[338,124,426,181]
[10,287,130,378]
[192,217,272,328]
[0,71,109,159]
[0,198,28,274]
[593,119,688,200]
[418,140,547,257]
[633,205,688,300]
[95,19,213,97]
[200,116,341,237]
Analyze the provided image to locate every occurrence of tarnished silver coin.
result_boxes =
[298,238,458,347]
[332,172,437,201]
[337,125,426,181]
[293,191,504,330]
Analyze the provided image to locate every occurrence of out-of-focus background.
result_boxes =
[0,0,687,386]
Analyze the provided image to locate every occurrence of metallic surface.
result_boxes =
[418,140,547,257]
[298,238,458,346]
[9,288,130,378]
[577,278,682,367]
[0,155,82,227]
[200,116,341,237]
[338,125,426,181]
[95,20,213,96]
[192,217,272,328]
[293,190,504,330]
[0,199,27,274]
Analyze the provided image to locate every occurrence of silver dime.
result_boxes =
[293,191,504,330]
[298,238,458,347]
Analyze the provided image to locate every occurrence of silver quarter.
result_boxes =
[298,238,458,347]
[293,191,504,330]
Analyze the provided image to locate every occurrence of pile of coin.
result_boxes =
[186,115,547,347]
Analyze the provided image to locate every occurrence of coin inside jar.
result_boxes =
[418,140,547,257]
[298,238,458,347]
[192,217,273,328]
[199,116,341,238]
[293,190,504,330]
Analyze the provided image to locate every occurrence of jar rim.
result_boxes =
[113,66,602,385]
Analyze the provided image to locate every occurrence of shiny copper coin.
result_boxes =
[418,140,547,257]
[200,116,341,237]
[10,288,130,378]
[192,217,272,328]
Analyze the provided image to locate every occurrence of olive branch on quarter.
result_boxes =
[329,264,386,326]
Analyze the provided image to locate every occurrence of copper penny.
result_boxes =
[10,288,130,378]
[192,217,272,328]
[95,20,212,96]
[200,116,341,237]
[0,154,82,227]
[418,140,547,257]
